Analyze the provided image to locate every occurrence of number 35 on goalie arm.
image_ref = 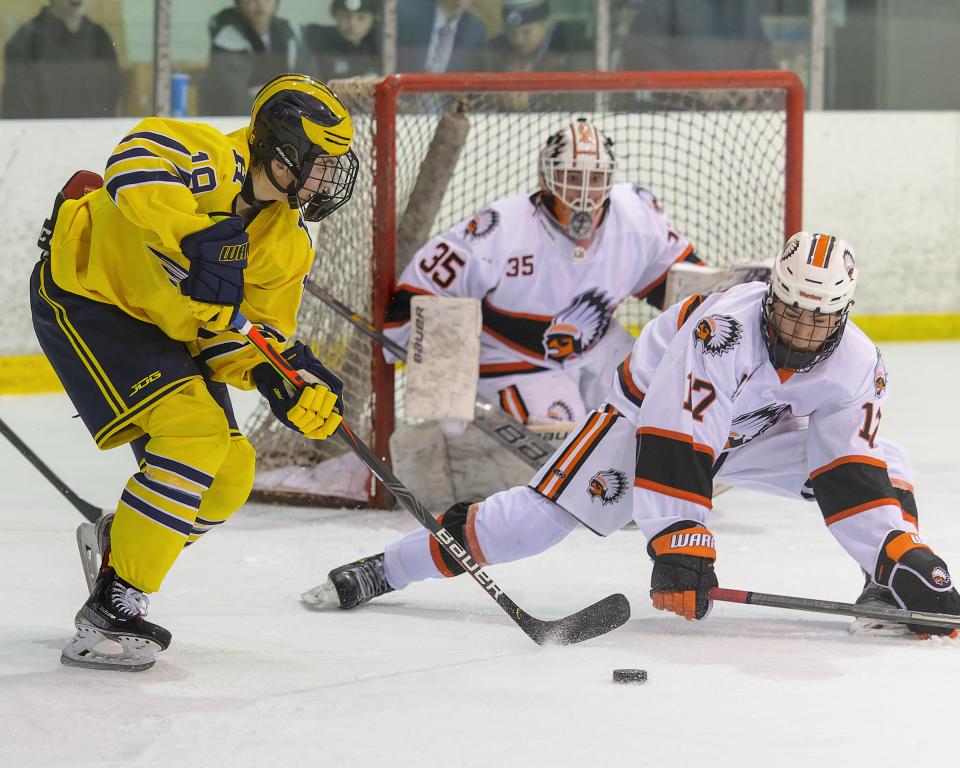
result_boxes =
[418,242,466,289]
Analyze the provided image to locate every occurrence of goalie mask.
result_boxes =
[248,73,358,222]
[760,232,857,372]
[539,118,616,243]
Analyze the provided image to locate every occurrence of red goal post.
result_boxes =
[246,70,804,508]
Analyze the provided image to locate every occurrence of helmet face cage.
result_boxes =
[296,148,359,222]
[760,291,850,372]
[539,120,616,239]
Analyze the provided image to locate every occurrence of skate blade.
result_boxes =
[60,625,161,672]
[76,523,100,594]
[847,617,910,637]
[300,579,340,610]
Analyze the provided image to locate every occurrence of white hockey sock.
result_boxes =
[383,486,580,590]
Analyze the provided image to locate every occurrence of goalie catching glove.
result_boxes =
[253,341,344,440]
[180,215,248,332]
[648,521,718,620]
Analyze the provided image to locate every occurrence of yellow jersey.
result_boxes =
[49,116,314,389]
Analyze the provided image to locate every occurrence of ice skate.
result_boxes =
[61,567,171,672]
[301,553,394,610]
[848,581,909,637]
[76,512,113,593]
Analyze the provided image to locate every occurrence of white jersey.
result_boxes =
[383,183,695,378]
[604,282,903,565]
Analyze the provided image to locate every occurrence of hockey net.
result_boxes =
[246,71,804,508]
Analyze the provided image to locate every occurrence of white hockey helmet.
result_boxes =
[760,231,858,371]
[538,118,616,242]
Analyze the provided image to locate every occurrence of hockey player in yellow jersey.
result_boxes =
[31,73,358,671]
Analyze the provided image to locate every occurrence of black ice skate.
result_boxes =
[61,567,171,672]
[848,580,907,636]
[301,553,395,609]
[76,512,113,593]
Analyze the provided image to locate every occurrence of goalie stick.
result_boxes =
[233,312,631,645]
[303,278,555,469]
[710,586,960,632]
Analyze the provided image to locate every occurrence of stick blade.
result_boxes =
[522,593,631,646]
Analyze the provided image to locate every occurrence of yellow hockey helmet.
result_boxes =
[248,73,358,222]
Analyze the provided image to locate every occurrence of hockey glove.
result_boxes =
[180,215,248,332]
[648,521,718,620]
[252,341,344,440]
[878,532,960,637]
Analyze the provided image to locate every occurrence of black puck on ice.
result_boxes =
[612,668,647,684]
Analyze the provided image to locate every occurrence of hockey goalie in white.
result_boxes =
[308,232,960,640]
[383,118,703,426]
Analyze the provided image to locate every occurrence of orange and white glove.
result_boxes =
[648,521,718,620]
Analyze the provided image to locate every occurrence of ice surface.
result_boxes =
[1,343,957,767]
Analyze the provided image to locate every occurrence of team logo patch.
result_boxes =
[779,237,800,261]
[727,403,790,448]
[693,314,742,356]
[464,209,499,239]
[874,348,888,398]
[588,469,628,506]
[931,566,951,587]
[547,401,575,422]
[542,289,613,364]
[843,248,856,277]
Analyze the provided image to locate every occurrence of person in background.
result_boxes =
[397,0,487,73]
[2,0,120,118]
[620,0,773,72]
[304,0,380,80]
[475,0,592,111]
[200,0,304,116]
[477,0,591,74]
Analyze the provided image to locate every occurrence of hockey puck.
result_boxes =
[612,669,647,684]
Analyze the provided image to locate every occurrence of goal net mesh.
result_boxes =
[245,73,801,506]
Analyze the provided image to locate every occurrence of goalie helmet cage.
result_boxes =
[246,70,804,509]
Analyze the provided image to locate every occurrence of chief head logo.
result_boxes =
[874,348,888,398]
[693,314,742,356]
[588,469,628,506]
[931,566,951,587]
[464,209,499,240]
[543,289,612,364]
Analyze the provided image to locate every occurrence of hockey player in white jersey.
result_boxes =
[383,118,703,425]
[308,232,960,638]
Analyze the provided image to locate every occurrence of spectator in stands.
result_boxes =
[304,0,380,80]
[200,0,303,116]
[2,0,120,118]
[397,0,487,73]
[477,0,592,74]
[620,0,773,72]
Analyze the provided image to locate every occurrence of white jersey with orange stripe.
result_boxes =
[382,183,696,377]
[606,281,909,573]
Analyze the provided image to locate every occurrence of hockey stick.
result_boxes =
[0,416,106,523]
[303,278,555,469]
[710,586,960,632]
[233,313,631,645]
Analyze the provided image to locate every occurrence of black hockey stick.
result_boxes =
[234,314,631,645]
[303,279,555,469]
[0,416,105,523]
[711,587,960,632]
